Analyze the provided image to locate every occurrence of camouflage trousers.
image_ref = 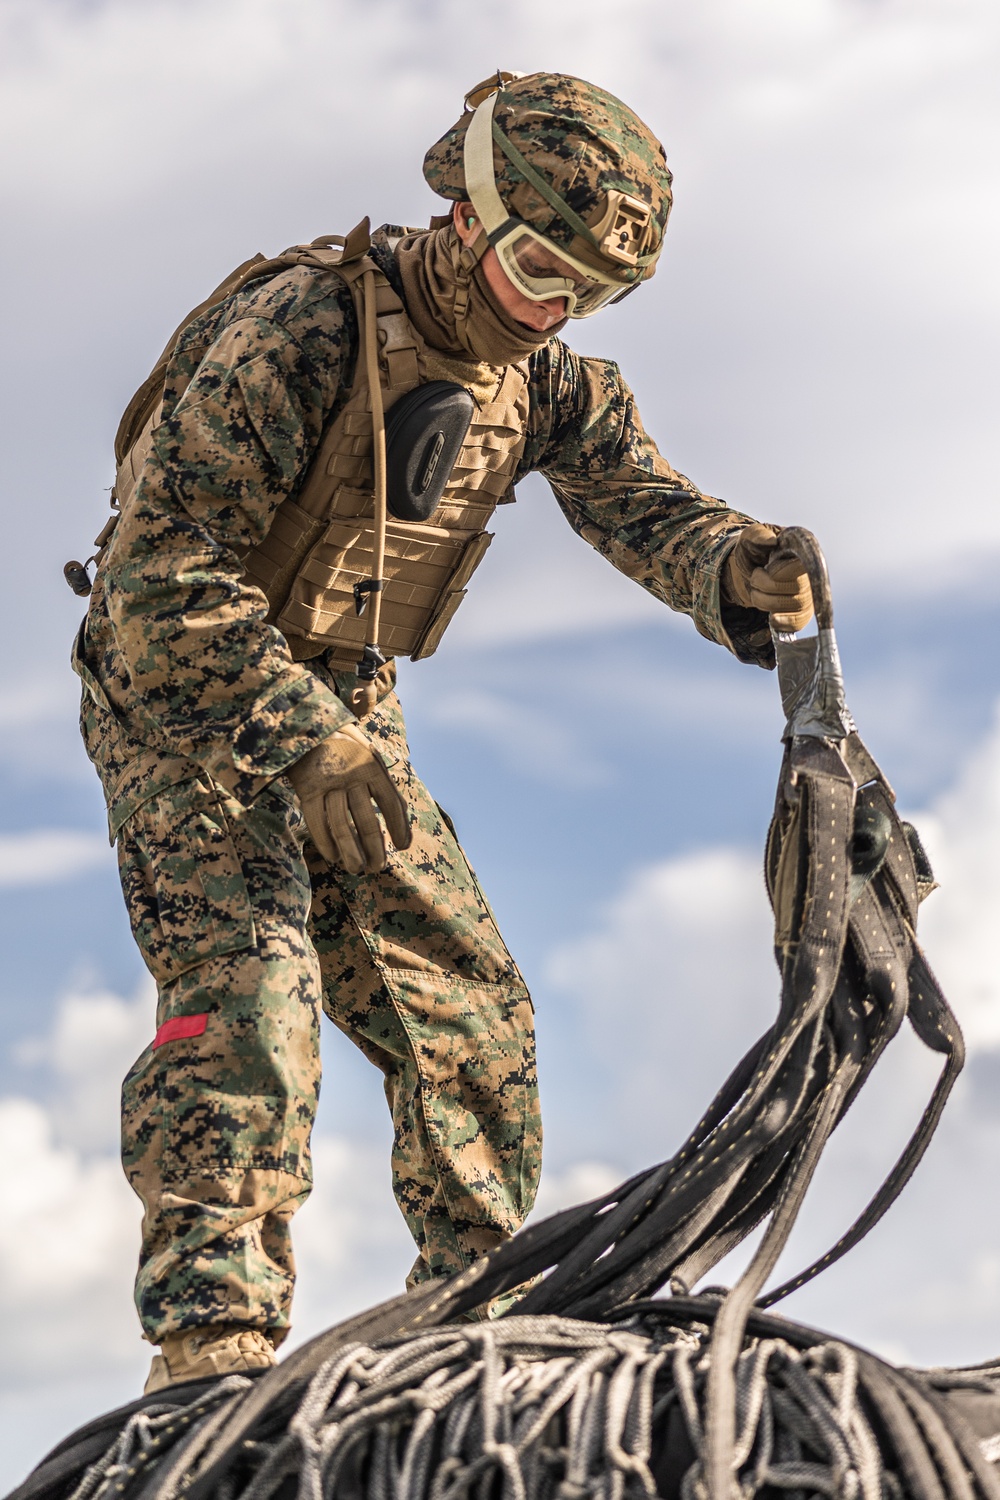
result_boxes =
[117,686,540,1344]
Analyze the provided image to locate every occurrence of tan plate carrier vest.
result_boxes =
[105,226,530,674]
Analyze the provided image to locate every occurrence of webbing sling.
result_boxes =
[72,223,399,699]
[114,223,374,467]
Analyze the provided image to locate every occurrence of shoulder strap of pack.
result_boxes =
[113,218,375,464]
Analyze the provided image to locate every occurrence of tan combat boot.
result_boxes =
[144,1325,278,1393]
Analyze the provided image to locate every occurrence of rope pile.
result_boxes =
[34,1308,1000,1500]
[62,1380,252,1500]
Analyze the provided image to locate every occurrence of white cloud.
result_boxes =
[15,984,156,1152]
[290,1134,420,1335]
[0,680,66,730]
[529,1159,623,1221]
[0,830,110,887]
[909,705,1000,1049]
[0,1098,142,1379]
[547,846,778,1152]
[0,985,156,1395]
[0,674,99,782]
[418,687,608,788]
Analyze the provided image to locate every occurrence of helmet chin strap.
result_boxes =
[449,224,489,356]
[437,217,561,365]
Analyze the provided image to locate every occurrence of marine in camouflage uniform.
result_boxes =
[72,72,812,1388]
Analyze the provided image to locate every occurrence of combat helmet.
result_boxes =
[423,71,673,318]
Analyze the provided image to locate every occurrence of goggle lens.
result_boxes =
[494,227,630,318]
[509,235,595,296]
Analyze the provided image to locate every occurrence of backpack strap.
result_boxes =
[65,222,380,599]
[114,253,265,466]
[113,219,375,464]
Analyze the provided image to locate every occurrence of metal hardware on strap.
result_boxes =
[353,578,384,617]
[355,641,388,683]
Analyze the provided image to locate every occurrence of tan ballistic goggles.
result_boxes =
[463,87,652,319]
[489,226,631,317]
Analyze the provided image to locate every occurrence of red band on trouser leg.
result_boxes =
[152,1013,209,1048]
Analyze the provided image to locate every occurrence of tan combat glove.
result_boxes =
[723,523,815,633]
[288,723,412,876]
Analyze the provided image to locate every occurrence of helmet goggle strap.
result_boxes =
[462,87,654,319]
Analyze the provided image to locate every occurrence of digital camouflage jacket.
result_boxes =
[76,232,771,833]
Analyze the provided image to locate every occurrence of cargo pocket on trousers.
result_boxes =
[117,777,256,985]
[384,969,541,1230]
[162,1087,305,1180]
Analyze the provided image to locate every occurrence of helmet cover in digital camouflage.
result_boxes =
[423,71,673,292]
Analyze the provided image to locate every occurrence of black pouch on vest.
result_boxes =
[384,381,475,523]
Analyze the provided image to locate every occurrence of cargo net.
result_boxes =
[55,1310,1000,1500]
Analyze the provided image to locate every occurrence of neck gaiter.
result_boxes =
[394,223,565,365]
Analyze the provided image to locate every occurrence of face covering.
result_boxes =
[394,222,566,366]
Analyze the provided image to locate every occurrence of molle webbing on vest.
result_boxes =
[241,255,529,669]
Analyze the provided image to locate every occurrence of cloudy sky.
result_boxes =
[2,0,1000,1486]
